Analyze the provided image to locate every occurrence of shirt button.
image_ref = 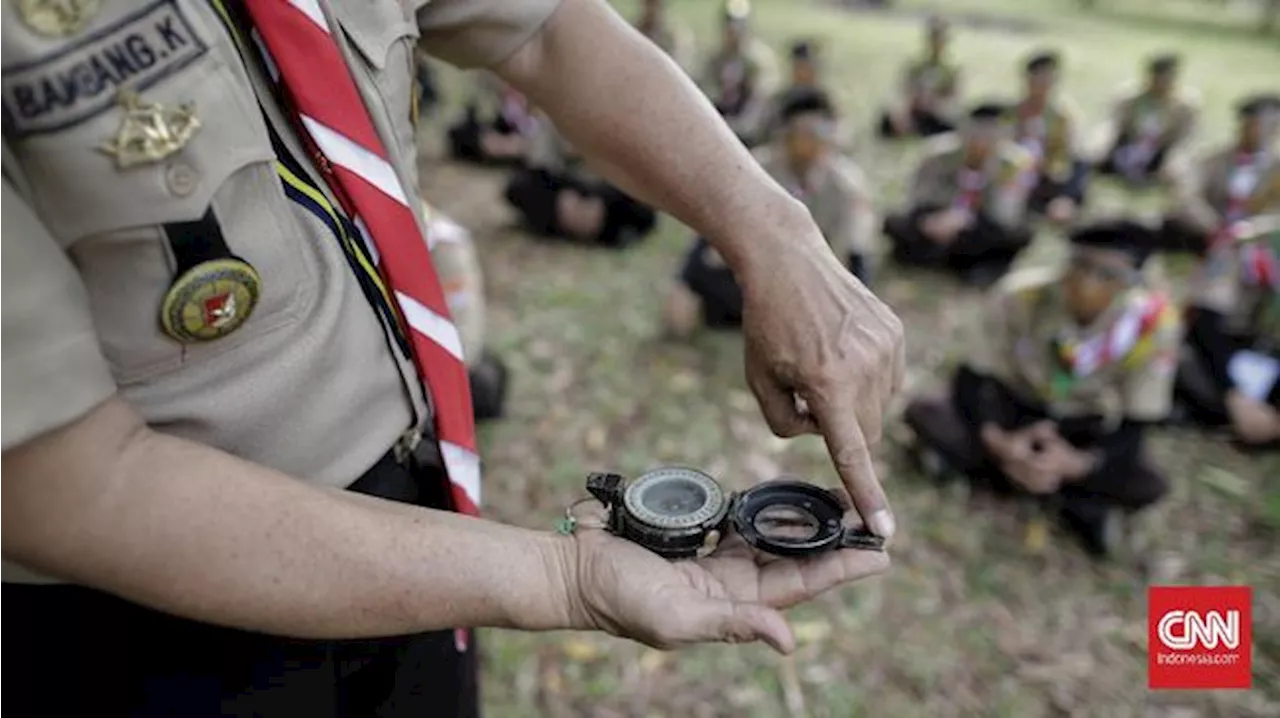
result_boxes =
[166,161,200,197]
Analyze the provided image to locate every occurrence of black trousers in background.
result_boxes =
[3,450,480,718]
[678,236,871,328]
[884,207,1032,284]
[503,167,656,249]
[447,107,525,167]
[1175,307,1280,427]
[877,108,955,139]
[904,366,1169,555]
[1027,160,1090,215]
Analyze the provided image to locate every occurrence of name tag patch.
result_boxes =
[2,0,207,137]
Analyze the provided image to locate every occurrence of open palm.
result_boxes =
[570,525,890,655]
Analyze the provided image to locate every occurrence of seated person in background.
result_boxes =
[1171,216,1280,448]
[883,103,1034,286]
[664,89,877,336]
[503,121,657,249]
[446,74,541,165]
[1006,50,1088,225]
[634,0,697,73]
[753,40,841,146]
[702,0,780,145]
[1096,54,1200,185]
[1161,94,1280,252]
[879,15,961,139]
[904,221,1179,557]
[422,202,510,421]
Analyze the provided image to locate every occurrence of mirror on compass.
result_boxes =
[751,503,824,544]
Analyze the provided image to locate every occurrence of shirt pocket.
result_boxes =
[8,16,314,384]
[331,0,420,180]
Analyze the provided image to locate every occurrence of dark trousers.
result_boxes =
[447,108,524,167]
[1176,308,1280,427]
[904,367,1168,554]
[1027,160,1090,214]
[503,167,656,249]
[678,237,871,328]
[884,208,1032,284]
[3,450,481,718]
[470,350,509,421]
[877,108,956,139]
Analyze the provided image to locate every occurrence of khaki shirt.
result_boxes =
[901,56,960,118]
[754,144,877,256]
[1170,145,1280,235]
[1,0,562,582]
[1007,97,1080,183]
[702,39,780,138]
[1111,85,1200,156]
[909,134,1033,229]
[971,268,1182,427]
[424,202,486,363]
[1186,215,1280,340]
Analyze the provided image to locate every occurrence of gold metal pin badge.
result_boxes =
[160,258,262,343]
[100,91,201,169]
[15,0,101,37]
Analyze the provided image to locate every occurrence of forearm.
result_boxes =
[496,0,813,274]
[2,397,577,640]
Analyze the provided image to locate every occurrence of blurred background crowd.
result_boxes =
[407,0,1276,715]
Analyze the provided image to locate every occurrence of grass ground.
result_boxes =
[416,1,1280,715]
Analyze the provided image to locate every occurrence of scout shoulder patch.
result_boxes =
[2,0,207,138]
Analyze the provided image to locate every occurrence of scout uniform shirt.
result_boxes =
[1,0,564,584]
[908,134,1034,230]
[902,55,959,115]
[754,144,877,258]
[969,267,1182,429]
[702,38,780,135]
[1186,216,1280,342]
[1170,144,1280,237]
[1111,84,1200,164]
[1007,98,1080,184]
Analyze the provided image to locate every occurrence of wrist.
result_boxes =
[517,532,590,632]
[711,193,818,279]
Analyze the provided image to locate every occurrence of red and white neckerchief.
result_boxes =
[1055,292,1169,378]
[243,0,482,647]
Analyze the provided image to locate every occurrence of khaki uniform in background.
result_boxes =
[702,39,780,141]
[908,134,1033,230]
[878,55,961,138]
[1098,85,1201,180]
[754,144,878,267]
[1166,145,1280,238]
[904,266,1179,555]
[884,133,1035,282]
[1007,97,1090,212]
[969,267,1182,426]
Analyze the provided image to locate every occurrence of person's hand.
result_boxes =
[1227,389,1280,445]
[1046,196,1077,225]
[563,509,891,654]
[922,209,968,245]
[1030,427,1096,482]
[985,421,1062,494]
[738,228,905,540]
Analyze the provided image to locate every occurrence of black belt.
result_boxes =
[347,439,450,510]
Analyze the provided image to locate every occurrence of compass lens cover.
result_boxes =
[732,480,846,557]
